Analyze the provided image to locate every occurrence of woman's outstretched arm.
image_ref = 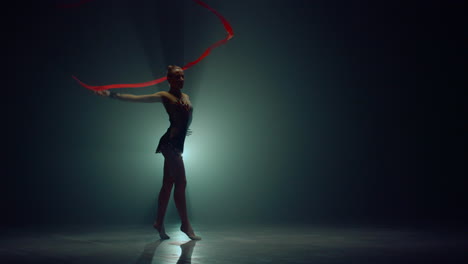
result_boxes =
[95,90,164,103]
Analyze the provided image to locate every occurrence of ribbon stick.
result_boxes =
[72,0,234,91]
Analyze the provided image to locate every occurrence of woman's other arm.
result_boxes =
[95,90,164,103]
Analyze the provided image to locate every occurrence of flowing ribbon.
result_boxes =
[71,0,234,91]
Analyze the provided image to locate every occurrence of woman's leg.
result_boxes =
[166,150,201,240]
[154,156,174,239]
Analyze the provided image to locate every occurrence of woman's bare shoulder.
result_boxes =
[156,91,169,97]
[156,91,173,100]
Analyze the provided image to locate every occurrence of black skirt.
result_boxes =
[155,127,187,154]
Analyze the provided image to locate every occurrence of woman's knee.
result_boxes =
[174,178,187,189]
[162,179,174,190]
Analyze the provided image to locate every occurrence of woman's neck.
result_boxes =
[169,88,182,98]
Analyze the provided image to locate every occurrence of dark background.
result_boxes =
[3,0,466,228]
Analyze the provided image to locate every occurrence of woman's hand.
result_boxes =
[94,90,110,97]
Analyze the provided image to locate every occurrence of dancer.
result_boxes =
[95,65,201,240]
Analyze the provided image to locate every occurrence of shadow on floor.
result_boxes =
[135,239,197,264]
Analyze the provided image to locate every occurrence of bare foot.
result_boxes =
[153,223,170,240]
[180,225,201,240]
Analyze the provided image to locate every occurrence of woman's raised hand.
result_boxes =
[94,90,110,97]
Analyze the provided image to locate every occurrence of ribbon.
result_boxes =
[71,0,234,91]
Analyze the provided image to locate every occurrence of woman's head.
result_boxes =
[167,65,184,90]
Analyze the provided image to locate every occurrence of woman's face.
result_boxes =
[168,68,185,90]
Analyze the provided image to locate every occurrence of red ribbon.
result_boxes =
[71,0,234,91]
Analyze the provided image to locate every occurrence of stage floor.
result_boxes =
[1,224,466,263]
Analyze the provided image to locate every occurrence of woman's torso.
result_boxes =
[161,92,193,139]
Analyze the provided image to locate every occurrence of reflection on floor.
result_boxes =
[0,224,466,263]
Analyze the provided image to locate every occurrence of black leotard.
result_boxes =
[155,94,193,154]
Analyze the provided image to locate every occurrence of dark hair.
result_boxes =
[167,65,183,78]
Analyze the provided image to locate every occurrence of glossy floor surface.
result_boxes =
[1,224,466,264]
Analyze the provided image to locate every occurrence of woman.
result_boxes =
[95,65,201,240]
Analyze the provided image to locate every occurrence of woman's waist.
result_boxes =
[167,126,188,137]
